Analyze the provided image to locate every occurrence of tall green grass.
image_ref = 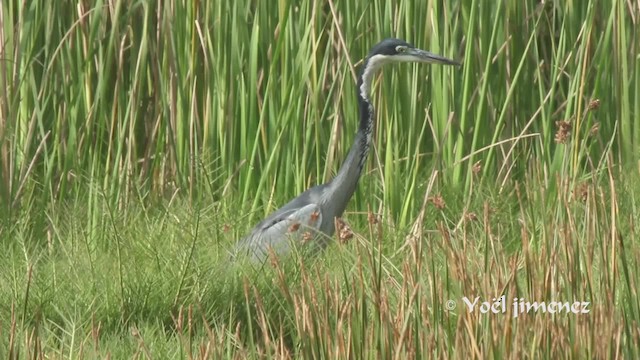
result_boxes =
[2,0,636,223]
[1,0,638,358]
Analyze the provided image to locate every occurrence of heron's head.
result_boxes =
[366,38,460,68]
[358,38,459,100]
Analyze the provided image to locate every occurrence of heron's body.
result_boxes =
[232,39,459,263]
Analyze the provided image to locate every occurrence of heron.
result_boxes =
[232,38,459,263]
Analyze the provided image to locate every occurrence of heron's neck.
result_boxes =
[324,58,379,214]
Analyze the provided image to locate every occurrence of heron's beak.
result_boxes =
[410,48,461,66]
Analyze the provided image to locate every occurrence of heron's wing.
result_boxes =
[232,202,324,262]
[251,184,326,231]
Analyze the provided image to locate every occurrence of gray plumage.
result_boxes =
[232,38,460,263]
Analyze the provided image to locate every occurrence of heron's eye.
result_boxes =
[396,46,407,53]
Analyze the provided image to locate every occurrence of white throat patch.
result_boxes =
[359,54,391,102]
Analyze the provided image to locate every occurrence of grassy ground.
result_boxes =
[1,0,639,358]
